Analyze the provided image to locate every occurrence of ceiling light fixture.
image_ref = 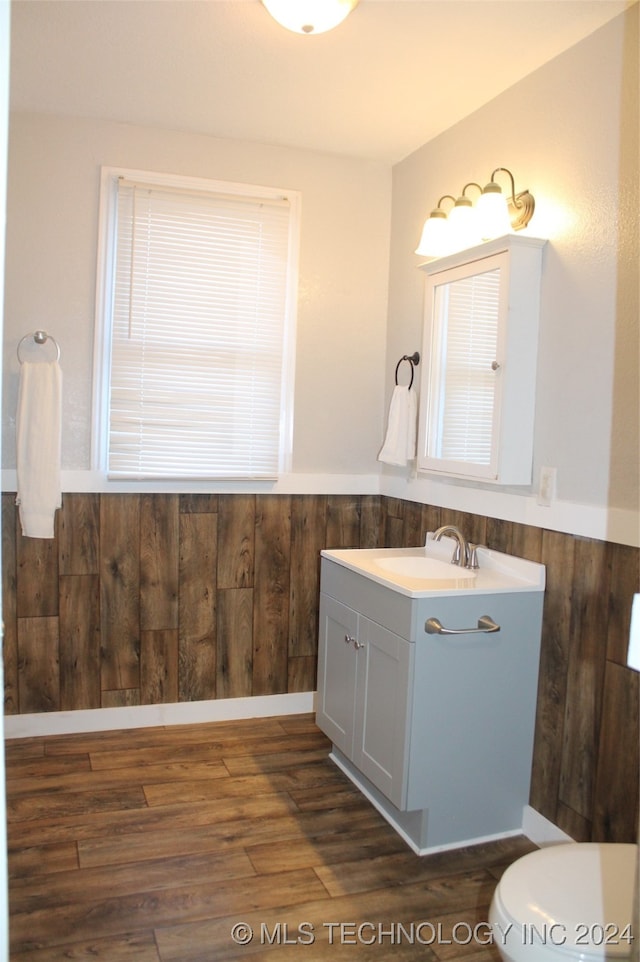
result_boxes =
[261,0,360,35]
[415,167,535,259]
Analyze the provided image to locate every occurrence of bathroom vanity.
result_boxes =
[316,537,546,854]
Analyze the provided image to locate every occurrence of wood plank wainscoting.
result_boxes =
[2,492,639,844]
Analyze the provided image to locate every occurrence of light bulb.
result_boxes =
[477,184,511,240]
[448,197,480,252]
[415,211,450,258]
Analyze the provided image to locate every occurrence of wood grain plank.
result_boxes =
[9,841,79,879]
[217,495,255,588]
[5,751,90,785]
[10,931,161,962]
[59,574,101,710]
[140,494,179,631]
[73,795,374,869]
[592,660,640,841]
[142,762,340,808]
[8,759,228,798]
[402,500,424,546]
[99,494,141,692]
[16,530,58,618]
[2,492,19,713]
[101,688,141,708]
[9,868,329,954]
[314,843,532,898]
[420,503,442,539]
[223,747,331,776]
[252,495,291,696]
[180,494,219,514]
[509,522,543,563]
[528,528,575,822]
[325,495,361,549]
[559,537,610,823]
[217,588,253,698]
[58,493,99,575]
[484,516,513,554]
[606,541,640,665]
[384,513,404,547]
[288,494,325,658]
[155,871,491,962]
[287,654,316,692]
[10,850,256,912]
[140,629,179,704]
[17,616,60,714]
[178,511,217,702]
[555,800,592,842]
[465,510,488,547]
[359,494,383,548]
[8,785,147,822]
[68,719,293,762]
[245,822,405,875]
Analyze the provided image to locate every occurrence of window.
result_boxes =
[417,235,546,484]
[93,168,299,480]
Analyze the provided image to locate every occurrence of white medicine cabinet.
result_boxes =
[417,234,546,485]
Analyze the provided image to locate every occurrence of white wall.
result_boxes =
[2,10,638,547]
[385,7,639,546]
[2,114,391,485]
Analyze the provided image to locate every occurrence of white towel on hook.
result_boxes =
[16,360,62,539]
[378,385,417,466]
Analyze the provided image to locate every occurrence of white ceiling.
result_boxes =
[9,0,632,164]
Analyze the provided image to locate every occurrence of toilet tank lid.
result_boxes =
[497,843,637,957]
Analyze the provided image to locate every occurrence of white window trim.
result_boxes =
[92,166,300,480]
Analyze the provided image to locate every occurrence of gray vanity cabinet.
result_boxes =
[316,593,413,808]
[316,554,545,854]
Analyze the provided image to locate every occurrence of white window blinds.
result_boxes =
[101,172,297,479]
[426,266,501,467]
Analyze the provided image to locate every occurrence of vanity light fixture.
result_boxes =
[261,0,360,34]
[415,167,535,258]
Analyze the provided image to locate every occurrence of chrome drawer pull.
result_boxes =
[425,615,500,636]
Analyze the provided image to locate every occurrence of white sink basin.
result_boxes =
[321,537,546,598]
[375,555,476,585]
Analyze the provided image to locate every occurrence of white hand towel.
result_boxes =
[16,360,62,539]
[378,385,417,466]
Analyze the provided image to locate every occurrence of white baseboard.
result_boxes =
[522,805,573,846]
[4,691,316,739]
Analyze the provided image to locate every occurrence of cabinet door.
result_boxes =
[353,618,413,810]
[316,594,359,757]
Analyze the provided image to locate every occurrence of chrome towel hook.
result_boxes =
[395,351,420,389]
[17,330,61,363]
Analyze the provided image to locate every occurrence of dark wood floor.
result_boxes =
[5,713,537,961]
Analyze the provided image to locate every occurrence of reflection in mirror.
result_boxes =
[417,235,546,485]
[426,263,502,469]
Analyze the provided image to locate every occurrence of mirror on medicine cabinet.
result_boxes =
[417,234,546,484]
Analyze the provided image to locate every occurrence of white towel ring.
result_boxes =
[17,330,61,364]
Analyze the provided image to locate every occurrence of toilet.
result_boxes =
[489,842,637,962]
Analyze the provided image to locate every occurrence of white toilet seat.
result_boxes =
[489,843,637,962]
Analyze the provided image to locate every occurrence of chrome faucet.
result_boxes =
[433,524,470,568]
